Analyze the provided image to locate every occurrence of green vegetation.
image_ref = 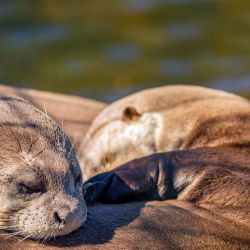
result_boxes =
[0,0,250,101]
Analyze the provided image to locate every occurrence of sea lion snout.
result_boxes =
[51,193,87,235]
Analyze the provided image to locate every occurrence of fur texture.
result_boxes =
[1,147,250,249]
[0,95,86,239]
[79,85,250,178]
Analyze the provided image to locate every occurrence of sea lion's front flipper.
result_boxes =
[83,153,177,203]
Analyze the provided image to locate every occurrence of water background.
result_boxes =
[0,0,250,102]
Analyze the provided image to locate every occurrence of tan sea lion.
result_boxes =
[0,86,249,249]
[2,147,250,250]
[84,146,250,217]
[79,85,250,178]
[0,94,86,239]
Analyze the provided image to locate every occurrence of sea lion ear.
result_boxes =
[121,106,141,122]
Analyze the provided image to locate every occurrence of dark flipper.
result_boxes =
[83,153,177,203]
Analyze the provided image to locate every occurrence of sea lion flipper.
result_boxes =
[83,154,174,203]
[83,172,132,203]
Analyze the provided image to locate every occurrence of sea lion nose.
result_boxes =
[53,200,78,227]
[53,211,66,225]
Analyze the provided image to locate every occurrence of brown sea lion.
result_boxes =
[84,146,250,216]
[1,147,250,249]
[79,85,250,179]
[0,86,249,249]
[0,94,86,239]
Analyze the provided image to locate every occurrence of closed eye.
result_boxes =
[19,182,44,195]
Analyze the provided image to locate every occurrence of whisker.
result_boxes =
[33,148,46,159]
[42,234,49,244]
[69,138,76,156]
[13,136,22,152]
[76,152,81,159]
[82,181,105,192]
[15,116,27,150]
[61,119,64,131]
[0,225,17,229]
[76,133,95,161]
[82,181,106,201]
[16,232,33,244]
[41,225,55,244]
[28,138,38,154]
[53,229,56,240]
[0,218,13,221]
[82,133,92,146]
[20,158,30,166]
[3,231,23,240]
[28,129,33,150]
[43,101,49,119]
[36,232,44,244]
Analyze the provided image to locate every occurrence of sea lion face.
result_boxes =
[80,107,163,178]
[0,98,86,239]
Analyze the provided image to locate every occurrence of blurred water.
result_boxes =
[104,44,139,62]
[0,0,249,102]
[165,22,201,40]
[1,25,67,47]
[211,75,250,94]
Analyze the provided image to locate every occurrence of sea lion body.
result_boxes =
[0,86,249,249]
[85,146,250,225]
[79,85,250,178]
[0,95,86,239]
[5,146,249,250]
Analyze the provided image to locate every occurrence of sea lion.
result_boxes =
[2,146,250,250]
[84,146,250,226]
[0,95,86,239]
[0,87,249,249]
[79,85,250,179]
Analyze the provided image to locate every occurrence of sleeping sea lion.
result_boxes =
[0,95,86,239]
[79,85,250,179]
[84,146,250,227]
[0,87,249,249]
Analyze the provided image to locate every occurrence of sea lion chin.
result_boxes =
[0,95,87,239]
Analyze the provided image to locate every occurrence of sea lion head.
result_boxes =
[79,105,162,179]
[0,95,86,239]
